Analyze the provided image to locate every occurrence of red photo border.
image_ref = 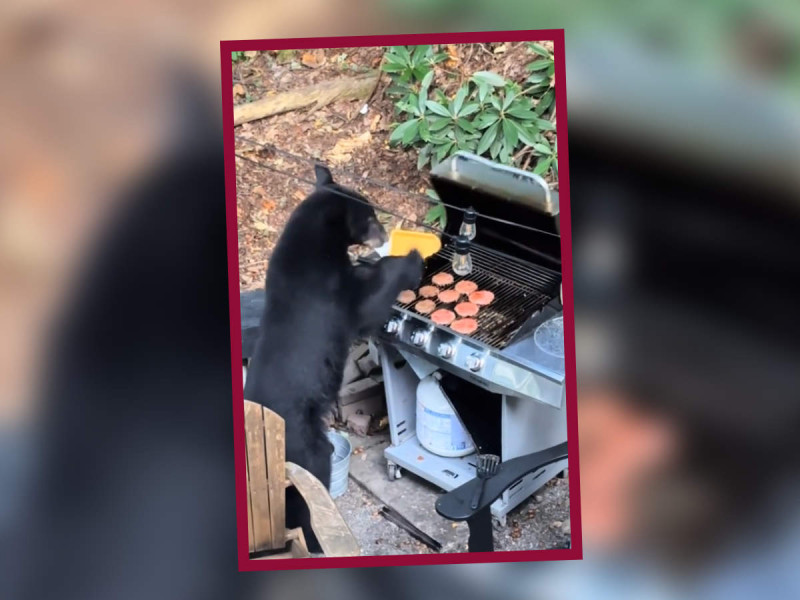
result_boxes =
[220,29,581,572]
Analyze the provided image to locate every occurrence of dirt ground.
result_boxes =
[334,472,571,555]
[232,42,554,291]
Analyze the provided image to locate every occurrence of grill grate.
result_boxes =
[394,243,560,349]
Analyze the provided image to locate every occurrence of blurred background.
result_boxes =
[1,1,799,599]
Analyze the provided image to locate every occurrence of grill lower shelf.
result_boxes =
[383,437,514,519]
[384,436,562,521]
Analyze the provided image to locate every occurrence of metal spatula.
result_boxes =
[470,454,500,510]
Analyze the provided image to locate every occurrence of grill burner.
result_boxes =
[395,244,560,350]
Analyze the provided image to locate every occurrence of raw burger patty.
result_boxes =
[469,290,495,306]
[431,272,454,286]
[419,285,439,298]
[397,289,416,304]
[450,318,478,335]
[455,301,479,317]
[437,289,460,304]
[455,280,478,295]
[414,299,436,314]
[430,309,455,325]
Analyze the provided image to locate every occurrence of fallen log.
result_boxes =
[233,70,380,126]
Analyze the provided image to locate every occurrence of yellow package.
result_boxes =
[388,229,442,259]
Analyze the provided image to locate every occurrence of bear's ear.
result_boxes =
[314,164,334,187]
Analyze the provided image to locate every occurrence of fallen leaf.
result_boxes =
[233,83,246,98]
[368,113,382,132]
[445,44,460,68]
[293,190,306,201]
[326,131,372,165]
[493,43,508,54]
[301,49,326,68]
[244,50,258,59]
[261,199,276,213]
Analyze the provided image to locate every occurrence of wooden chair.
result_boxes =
[244,400,360,558]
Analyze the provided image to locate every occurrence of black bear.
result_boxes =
[244,164,423,553]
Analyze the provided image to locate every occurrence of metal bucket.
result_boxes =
[327,430,352,499]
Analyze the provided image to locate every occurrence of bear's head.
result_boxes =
[315,164,388,248]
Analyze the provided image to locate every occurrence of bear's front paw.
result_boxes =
[402,250,424,287]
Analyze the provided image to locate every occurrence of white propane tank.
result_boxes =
[416,374,475,457]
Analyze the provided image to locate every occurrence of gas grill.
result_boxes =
[376,152,568,523]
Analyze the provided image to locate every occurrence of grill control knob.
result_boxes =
[384,318,402,335]
[466,353,485,372]
[437,343,455,359]
[411,329,430,347]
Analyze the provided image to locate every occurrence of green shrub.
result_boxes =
[384,44,558,226]
[386,44,557,175]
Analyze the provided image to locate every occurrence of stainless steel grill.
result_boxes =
[379,152,567,524]
[393,243,560,349]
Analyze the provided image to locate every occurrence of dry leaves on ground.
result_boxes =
[326,131,372,165]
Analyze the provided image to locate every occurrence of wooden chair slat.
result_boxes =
[285,462,361,557]
[246,451,255,553]
[244,401,275,550]
[263,406,286,549]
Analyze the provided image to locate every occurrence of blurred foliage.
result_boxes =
[422,188,447,230]
[384,44,558,227]
[231,51,246,63]
[381,0,800,96]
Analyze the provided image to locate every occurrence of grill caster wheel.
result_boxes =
[492,515,507,528]
[387,462,402,481]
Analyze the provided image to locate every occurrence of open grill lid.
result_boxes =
[429,152,561,268]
